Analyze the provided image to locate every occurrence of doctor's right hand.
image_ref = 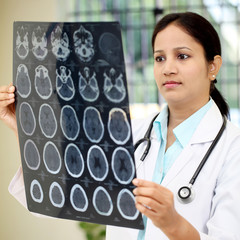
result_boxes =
[0,84,17,135]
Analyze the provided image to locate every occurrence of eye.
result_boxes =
[155,56,165,62]
[178,54,189,60]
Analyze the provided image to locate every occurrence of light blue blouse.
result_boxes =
[137,99,213,240]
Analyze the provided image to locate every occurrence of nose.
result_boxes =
[162,58,177,76]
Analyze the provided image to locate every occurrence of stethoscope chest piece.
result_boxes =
[177,184,195,204]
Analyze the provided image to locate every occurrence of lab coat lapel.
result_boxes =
[161,102,222,186]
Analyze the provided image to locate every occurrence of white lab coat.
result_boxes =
[106,102,240,240]
[9,101,240,239]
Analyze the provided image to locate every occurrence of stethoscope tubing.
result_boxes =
[189,116,226,185]
[134,113,227,203]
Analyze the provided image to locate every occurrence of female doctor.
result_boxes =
[0,12,240,240]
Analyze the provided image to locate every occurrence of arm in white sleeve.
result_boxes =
[8,166,27,208]
[199,145,240,240]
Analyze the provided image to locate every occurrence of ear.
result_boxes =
[208,55,222,80]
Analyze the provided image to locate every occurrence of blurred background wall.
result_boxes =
[57,0,240,122]
[0,0,240,240]
[0,0,86,239]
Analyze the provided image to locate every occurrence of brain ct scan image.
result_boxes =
[64,143,84,178]
[93,186,113,216]
[51,25,70,61]
[79,67,99,102]
[99,32,121,65]
[39,104,57,138]
[83,106,104,143]
[19,102,36,136]
[16,64,31,98]
[108,108,130,145]
[14,21,143,230]
[112,147,135,185]
[43,141,62,174]
[16,26,29,60]
[30,179,44,203]
[49,182,65,208]
[70,184,88,212]
[87,145,108,181]
[24,139,40,170]
[56,66,75,101]
[103,68,126,103]
[73,25,95,63]
[60,105,80,140]
[32,26,48,61]
[35,65,53,99]
[117,189,139,220]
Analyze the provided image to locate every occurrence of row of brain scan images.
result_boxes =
[25,139,135,185]
[30,179,139,220]
[16,64,126,103]
[16,25,122,64]
[19,103,131,144]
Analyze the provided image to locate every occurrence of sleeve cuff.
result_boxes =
[199,231,215,240]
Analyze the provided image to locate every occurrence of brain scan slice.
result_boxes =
[51,25,70,61]
[73,25,95,63]
[93,186,113,216]
[49,182,65,208]
[60,105,80,140]
[87,145,108,181]
[108,108,130,145]
[35,65,52,99]
[16,64,31,98]
[30,179,44,203]
[70,184,88,212]
[99,32,121,65]
[16,26,29,60]
[56,66,75,101]
[111,147,135,185]
[83,107,104,143]
[19,102,36,136]
[117,189,139,220]
[103,68,126,103]
[64,143,84,178]
[79,67,99,102]
[39,104,57,138]
[24,139,40,170]
[32,26,48,61]
[43,141,62,174]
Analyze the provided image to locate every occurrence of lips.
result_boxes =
[163,81,182,89]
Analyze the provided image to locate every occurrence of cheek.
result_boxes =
[153,65,162,89]
[185,65,210,92]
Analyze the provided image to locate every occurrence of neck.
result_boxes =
[167,98,209,129]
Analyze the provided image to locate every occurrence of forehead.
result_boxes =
[154,24,204,52]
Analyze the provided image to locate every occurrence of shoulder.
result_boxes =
[225,119,240,150]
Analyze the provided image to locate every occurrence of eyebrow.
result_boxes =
[154,47,193,54]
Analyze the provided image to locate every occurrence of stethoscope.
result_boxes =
[134,113,227,204]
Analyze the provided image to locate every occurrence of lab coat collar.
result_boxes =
[160,101,223,186]
[190,101,223,145]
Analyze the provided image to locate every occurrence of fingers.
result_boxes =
[0,85,15,104]
[0,84,15,93]
[135,195,159,213]
[133,178,170,200]
[132,178,175,213]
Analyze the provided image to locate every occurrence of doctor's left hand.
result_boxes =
[132,178,200,240]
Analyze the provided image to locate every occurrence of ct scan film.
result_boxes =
[13,21,144,229]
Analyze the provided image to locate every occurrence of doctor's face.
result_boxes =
[153,24,212,110]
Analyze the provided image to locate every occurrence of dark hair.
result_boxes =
[152,12,229,118]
